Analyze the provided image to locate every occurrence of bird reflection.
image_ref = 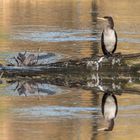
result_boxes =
[100,92,118,131]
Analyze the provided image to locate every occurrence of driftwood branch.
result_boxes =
[0,52,139,77]
[122,53,140,59]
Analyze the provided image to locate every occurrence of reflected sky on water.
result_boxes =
[0,0,140,140]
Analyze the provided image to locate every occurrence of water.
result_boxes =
[0,0,140,140]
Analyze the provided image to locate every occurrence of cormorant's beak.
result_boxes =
[97,17,106,21]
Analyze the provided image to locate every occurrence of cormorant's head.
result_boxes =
[104,119,115,131]
[97,16,114,29]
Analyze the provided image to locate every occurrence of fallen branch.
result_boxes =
[0,52,139,77]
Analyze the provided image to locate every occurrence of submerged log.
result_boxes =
[0,52,139,96]
[122,53,140,59]
[0,52,139,77]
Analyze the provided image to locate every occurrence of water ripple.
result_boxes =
[11,30,97,42]
[11,30,140,44]
[14,106,99,119]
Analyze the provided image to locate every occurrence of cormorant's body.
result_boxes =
[99,16,117,56]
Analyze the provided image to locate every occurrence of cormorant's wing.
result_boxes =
[112,30,117,53]
[101,32,108,55]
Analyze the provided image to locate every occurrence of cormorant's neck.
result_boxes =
[104,26,114,32]
[107,24,114,30]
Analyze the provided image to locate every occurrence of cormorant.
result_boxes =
[98,16,117,57]
[101,92,118,131]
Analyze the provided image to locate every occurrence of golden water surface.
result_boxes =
[0,0,140,140]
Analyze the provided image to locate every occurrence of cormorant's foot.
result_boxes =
[105,53,113,58]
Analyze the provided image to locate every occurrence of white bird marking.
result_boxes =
[104,28,116,52]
